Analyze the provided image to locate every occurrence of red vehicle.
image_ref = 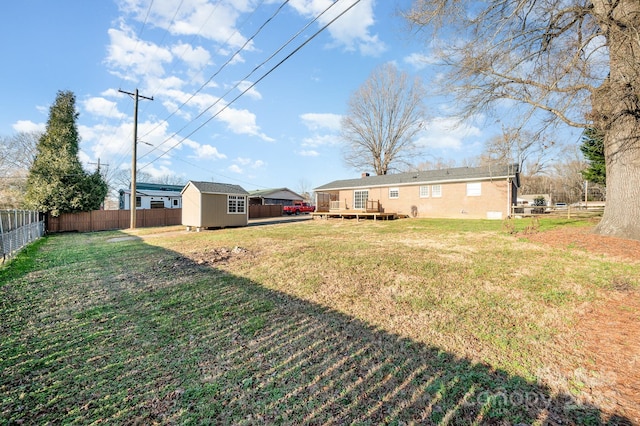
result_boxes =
[283,201,315,215]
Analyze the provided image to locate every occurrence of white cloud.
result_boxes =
[236,80,262,100]
[415,116,483,150]
[233,157,265,170]
[119,0,253,51]
[404,52,438,70]
[151,88,272,142]
[298,149,319,157]
[171,42,211,69]
[194,144,226,159]
[236,157,252,166]
[217,107,274,141]
[147,75,186,92]
[83,97,126,119]
[300,113,342,131]
[106,25,172,79]
[228,164,243,173]
[301,134,339,148]
[77,118,196,177]
[288,0,385,56]
[12,120,45,133]
[182,139,227,159]
[101,88,126,98]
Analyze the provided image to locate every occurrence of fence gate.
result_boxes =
[0,210,45,263]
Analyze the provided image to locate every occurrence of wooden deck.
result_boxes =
[311,210,397,221]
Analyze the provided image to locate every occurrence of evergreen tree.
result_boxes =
[580,128,606,187]
[25,91,108,216]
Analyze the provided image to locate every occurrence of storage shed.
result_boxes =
[181,181,249,231]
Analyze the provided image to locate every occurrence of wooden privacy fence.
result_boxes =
[47,205,285,233]
[249,204,283,218]
[1,210,45,262]
[47,209,182,233]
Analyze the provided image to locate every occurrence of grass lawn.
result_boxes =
[1,217,638,425]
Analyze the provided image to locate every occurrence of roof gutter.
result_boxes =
[316,174,517,192]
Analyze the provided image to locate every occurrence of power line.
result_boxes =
[112,0,257,173]
[139,0,345,163]
[139,0,362,170]
[137,0,287,145]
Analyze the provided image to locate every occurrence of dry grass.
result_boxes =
[1,217,637,425]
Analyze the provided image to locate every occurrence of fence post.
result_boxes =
[0,211,4,260]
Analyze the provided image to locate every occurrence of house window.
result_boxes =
[150,200,165,209]
[354,190,368,209]
[389,187,399,199]
[228,195,246,214]
[135,196,142,207]
[173,199,179,207]
[419,186,429,198]
[432,185,442,198]
[467,182,482,196]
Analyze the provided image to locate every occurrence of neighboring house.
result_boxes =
[517,194,552,206]
[119,182,184,210]
[314,164,520,220]
[248,188,305,206]
[181,181,249,230]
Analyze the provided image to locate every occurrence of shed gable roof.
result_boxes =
[183,181,249,195]
[315,164,519,191]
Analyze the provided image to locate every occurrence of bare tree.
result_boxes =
[480,128,554,175]
[154,174,187,186]
[341,63,427,175]
[0,131,40,175]
[296,179,312,203]
[412,157,458,171]
[0,132,41,208]
[405,0,640,239]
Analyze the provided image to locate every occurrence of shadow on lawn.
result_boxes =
[0,232,633,425]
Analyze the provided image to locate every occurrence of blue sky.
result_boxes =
[1,0,502,193]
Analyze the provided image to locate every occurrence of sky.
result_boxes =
[1,0,513,194]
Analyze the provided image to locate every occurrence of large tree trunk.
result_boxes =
[595,117,640,240]
[591,0,640,240]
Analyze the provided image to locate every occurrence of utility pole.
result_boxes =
[88,158,109,174]
[119,89,153,229]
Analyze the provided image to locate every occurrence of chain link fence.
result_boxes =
[1,210,45,264]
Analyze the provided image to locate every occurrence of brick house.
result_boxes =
[314,164,520,220]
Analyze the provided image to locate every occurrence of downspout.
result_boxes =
[507,178,512,218]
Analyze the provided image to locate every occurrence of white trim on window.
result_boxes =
[389,187,399,199]
[467,182,481,196]
[432,184,442,198]
[419,185,429,198]
[354,190,368,209]
[227,195,246,214]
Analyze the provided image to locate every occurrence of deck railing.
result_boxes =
[329,200,381,213]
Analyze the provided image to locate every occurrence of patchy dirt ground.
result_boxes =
[525,225,640,263]
[526,226,640,424]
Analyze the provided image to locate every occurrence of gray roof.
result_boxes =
[315,164,519,191]
[248,187,302,199]
[183,180,249,195]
